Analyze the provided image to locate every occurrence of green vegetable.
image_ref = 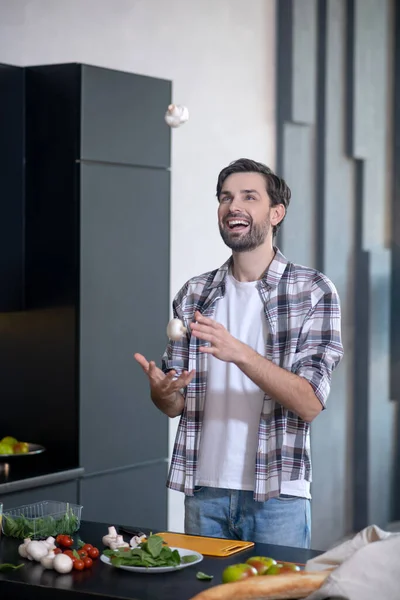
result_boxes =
[104,534,195,569]
[142,534,163,558]
[0,563,24,572]
[196,571,214,580]
[2,507,79,539]
[181,554,199,564]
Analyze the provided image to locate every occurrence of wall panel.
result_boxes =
[277,0,396,548]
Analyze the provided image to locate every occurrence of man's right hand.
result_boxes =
[134,353,195,417]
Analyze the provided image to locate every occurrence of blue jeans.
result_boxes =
[184,487,311,549]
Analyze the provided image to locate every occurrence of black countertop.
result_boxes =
[0,520,323,600]
[0,453,84,495]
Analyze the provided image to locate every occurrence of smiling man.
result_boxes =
[135,158,343,548]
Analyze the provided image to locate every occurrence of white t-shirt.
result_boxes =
[195,272,311,499]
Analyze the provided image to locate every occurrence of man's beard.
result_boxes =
[219,217,270,252]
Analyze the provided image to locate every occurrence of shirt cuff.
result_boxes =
[296,367,331,408]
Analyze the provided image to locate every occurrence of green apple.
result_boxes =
[246,556,277,575]
[277,561,301,573]
[222,563,258,583]
[0,442,14,455]
[1,436,18,446]
[266,563,284,575]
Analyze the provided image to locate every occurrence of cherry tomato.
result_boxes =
[88,547,99,559]
[82,544,93,553]
[78,549,87,559]
[83,557,93,569]
[63,550,76,562]
[53,548,62,555]
[61,535,73,548]
[56,535,66,545]
[74,559,85,571]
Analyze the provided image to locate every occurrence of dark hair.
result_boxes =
[216,158,291,236]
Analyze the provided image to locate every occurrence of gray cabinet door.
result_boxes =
[79,163,170,474]
[80,65,171,168]
[79,462,168,530]
[1,481,79,510]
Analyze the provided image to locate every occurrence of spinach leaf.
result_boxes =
[181,554,198,564]
[0,563,24,572]
[196,571,213,580]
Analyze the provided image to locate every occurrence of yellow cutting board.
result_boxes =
[157,532,254,557]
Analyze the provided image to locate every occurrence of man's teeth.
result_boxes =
[228,220,250,228]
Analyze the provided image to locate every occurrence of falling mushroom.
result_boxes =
[164,104,189,128]
[167,318,187,341]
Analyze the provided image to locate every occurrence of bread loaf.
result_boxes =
[189,569,331,600]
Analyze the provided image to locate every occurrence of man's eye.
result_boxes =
[220,196,231,203]
[245,195,255,201]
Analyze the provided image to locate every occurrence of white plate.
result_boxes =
[100,546,203,574]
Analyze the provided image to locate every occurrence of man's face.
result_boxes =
[218,172,279,252]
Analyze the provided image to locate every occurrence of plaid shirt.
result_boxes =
[162,248,343,501]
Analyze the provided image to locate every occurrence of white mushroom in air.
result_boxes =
[167,318,187,341]
[164,104,189,128]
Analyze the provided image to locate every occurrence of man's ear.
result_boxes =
[271,203,286,227]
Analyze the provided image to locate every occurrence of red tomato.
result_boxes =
[83,557,93,569]
[74,559,85,571]
[56,535,66,545]
[78,549,87,559]
[82,544,93,553]
[63,550,76,562]
[88,547,99,559]
[53,548,62,555]
[61,535,73,548]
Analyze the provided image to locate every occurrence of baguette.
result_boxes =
[189,569,332,600]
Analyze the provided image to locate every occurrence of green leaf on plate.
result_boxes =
[181,554,199,564]
[145,534,163,558]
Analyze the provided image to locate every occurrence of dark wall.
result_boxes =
[277,0,397,549]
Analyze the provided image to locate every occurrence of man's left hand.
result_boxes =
[190,310,246,363]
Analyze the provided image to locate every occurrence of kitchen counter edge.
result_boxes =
[0,467,85,495]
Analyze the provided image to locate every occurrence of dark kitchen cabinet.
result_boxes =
[0,64,25,312]
[79,163,169,474]
[1,63,171,530]
[79,462,168,528]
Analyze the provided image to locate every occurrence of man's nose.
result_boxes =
[229,196,244,210]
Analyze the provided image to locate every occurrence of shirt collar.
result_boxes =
[206,246,289,291]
